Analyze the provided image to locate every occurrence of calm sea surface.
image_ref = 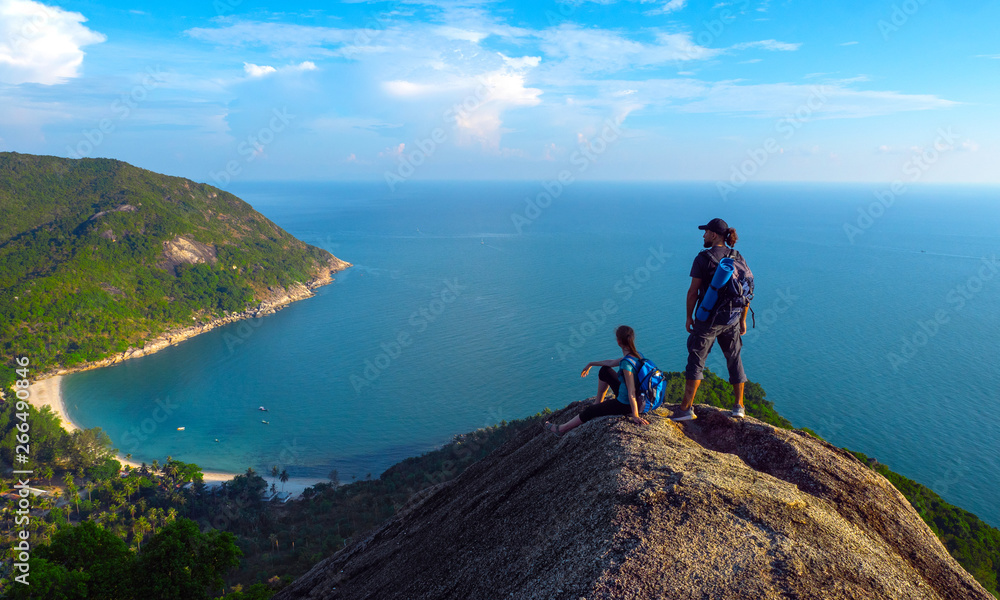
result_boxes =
[62,182,1000,525]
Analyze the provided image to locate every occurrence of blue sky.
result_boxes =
[1,0,998,186]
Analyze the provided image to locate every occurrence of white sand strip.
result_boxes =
[27,375,79,433]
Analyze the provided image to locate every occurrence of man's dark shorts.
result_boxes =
[685,319,747,384]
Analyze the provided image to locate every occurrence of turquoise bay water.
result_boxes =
[63,182,1000,525]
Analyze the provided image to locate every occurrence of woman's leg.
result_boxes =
[597,366,621,403]
[545,365,623,435]
[552,415,583,434]
[548,397,631,435]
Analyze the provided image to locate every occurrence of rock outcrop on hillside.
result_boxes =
[276,403,991,600]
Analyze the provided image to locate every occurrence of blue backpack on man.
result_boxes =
[700,249,755,327]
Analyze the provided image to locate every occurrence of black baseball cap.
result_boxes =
[698,218,729,235]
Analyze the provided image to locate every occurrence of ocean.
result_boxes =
[61,181,1000,525]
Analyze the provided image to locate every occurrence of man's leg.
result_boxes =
[680,322,715,413]
[732,382,744,408]
[717,324,748,416]
[679,379,701,411]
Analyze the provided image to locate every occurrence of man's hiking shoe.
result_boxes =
[670,407,697,421]
[732,405,746,418]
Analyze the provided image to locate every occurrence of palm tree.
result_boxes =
[133,516,150,549]
[122,478,139,502]
[63,475,80,516]
[271,466,279,488]
[328,469,339,487]
[279,469,289,493]
[165,461,179,483]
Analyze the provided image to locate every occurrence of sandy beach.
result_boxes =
[27,375,79,433]
[27,375,328,497]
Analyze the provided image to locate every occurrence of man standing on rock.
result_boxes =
[671,218,752,421]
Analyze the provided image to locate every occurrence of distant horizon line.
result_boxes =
[3,151,996,188]
[222,179,1000,188]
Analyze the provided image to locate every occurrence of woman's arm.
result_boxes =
[622,369,649,425]
[581,358,622,377]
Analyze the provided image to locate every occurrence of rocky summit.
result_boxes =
[275,403,991,600]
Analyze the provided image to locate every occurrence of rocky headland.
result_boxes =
[35,255,350,380]
[275,402,991,600]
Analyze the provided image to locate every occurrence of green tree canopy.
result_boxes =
[131,518,241,600]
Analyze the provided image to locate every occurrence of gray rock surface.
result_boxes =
[275,403,991,600]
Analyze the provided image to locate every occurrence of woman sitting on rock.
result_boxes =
[544,325,650,436]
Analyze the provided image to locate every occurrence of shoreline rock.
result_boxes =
[35,256,351,381]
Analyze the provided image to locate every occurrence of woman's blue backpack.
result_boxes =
[622,356,666,413]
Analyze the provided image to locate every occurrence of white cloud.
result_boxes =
[244,63,277,77]
[383,80,443,97]
[646,0,688,15]
[500,53,540,69]
[0,0,106,85]
[677,82,958,118]
[840,41,859,46]
[538,25,721,74]
[243,61,317,78]
[450,68,542,149]
[433,26,488,43]
[187,21,355,57]
[379,143,405,158]
[731,39,801,52]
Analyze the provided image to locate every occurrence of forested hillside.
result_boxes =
[0,152,345,383]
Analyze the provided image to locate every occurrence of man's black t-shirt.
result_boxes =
[690,245,735,302]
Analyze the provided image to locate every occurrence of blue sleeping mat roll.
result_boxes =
[696,257,734,322]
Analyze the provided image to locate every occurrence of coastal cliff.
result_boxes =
[275,403,991,600]
[0,152,350,381]
[41,255,350,378]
